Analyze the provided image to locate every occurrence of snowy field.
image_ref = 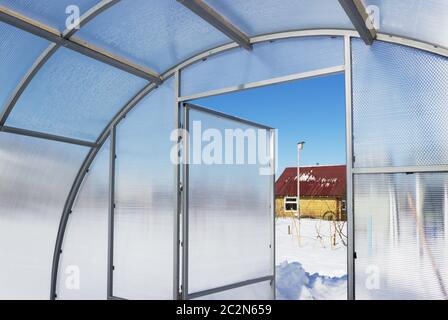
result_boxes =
[275,218,348,300]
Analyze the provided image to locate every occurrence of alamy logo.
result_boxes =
[65,265,80,290]
[365,265,380,290]
[170,121,276,176]
[65,5,80,31]
[365,5,380,30]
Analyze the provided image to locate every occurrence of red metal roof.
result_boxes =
[275,165,346,198]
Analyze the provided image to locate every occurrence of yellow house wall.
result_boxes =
[276,196,341,219]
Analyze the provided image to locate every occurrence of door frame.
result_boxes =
[179,102,276,300]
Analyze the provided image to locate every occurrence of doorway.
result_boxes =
[185,73,348,300]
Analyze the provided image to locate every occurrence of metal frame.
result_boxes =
[1,29,446,150]
[0,1,122,129]
[177,0,251,51]
[344,35,355,301]
[353,165,448,175]
[181,102,275,300]
[338,0,377,45]
[0,125,96,148]
[173,70,182,300]
[0,4,161,83]
[49,82,158,299]
[107,126,116,298]
[188,276,274,300]
[181,102,190,300]
[178,65,345,102]
[270,128,276,300]
[47,28,448,300]
[184,103,274,130]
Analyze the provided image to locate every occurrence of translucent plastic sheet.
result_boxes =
[205,0,352,37]
[354,173,448,300]
[181,36,344,97]
[57,140,110,300]
[77,0,229,72]
[7,47,147,141]
[113,78,176,299]
[0,0,99,31]
[0,22,49,113]
[186,107,273,297]
[352,39,448,168]
[0,133,88,299]
[362,0,448,49]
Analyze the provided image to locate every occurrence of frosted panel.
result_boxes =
[181,36,344,97]
[187,108,273,295]
[7,47,147,141]
[194,281,273,300]
[0,22,49,112]
[77,0,228,72]
[205,0,353,37]
[0,133,88,299]
[362,0,448,49]
[352,39,448,168]
[0,0,99,31]
[113,78,175,299]
[57,140,110,300]
[354,173,448,300]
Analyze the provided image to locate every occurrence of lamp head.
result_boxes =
[297,141,305,150]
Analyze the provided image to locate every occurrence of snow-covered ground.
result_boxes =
[276,218,348,300]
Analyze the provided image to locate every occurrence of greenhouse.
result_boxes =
[0,0,447,300]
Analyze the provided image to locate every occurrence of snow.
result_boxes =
[275,218,348,300]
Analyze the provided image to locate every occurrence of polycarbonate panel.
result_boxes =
[205,0,353,37]
[0,0,99,31]
[194,281,273,300]
[7,47,147,141]
[113,78,175,300]
[0,22,49,112]
[362,0,448,49]
[57,139,110,300]
[0,133,88,299]
[354,173,448,300]
[181,36,344,97]
[77,0,229,72]
[187,108,273,295]
[352,39,448,168]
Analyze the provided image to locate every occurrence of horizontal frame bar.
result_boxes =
[0,5,161,83]
[185,103,274,130]
[177,0,251,50]
[338,0,376,45]
[187,275,274,300]
[1,126,96,147]
[107,295,127,300]
[353,165,448,174]
[179,65,345,102]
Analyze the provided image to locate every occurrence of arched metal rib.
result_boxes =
[51,28,448,300]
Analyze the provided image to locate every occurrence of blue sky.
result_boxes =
[193,73,346,174]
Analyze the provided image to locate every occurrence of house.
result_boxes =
[275,165,346,220]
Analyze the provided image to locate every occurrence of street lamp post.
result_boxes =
[297,141,305,246]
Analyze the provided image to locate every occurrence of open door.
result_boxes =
[181,103,276,300]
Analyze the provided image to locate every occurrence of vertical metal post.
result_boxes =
[107,125,116,298]
[181,104,190,300]
[344,35,355,300]
[173,70,181,300]
[270,129,276,300]
[297,146,300,216]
